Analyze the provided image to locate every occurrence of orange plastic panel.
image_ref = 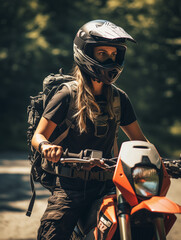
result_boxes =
[131,196,181,215]
[94,195,117,240]
[113,156,138,206]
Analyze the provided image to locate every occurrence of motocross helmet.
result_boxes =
[73,19,136,84]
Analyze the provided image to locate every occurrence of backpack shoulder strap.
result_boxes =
[112,84,121,123]
[52,81,78,145]
[112,84,121,157]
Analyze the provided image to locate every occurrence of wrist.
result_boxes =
[38,141,51,153]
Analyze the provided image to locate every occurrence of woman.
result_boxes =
[32,20,147,240]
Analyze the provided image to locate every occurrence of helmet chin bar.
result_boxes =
[94,65,123,85]
[80,63,123,85]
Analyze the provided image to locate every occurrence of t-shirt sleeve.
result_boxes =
[119,89,137,126]
[42,86,70,125]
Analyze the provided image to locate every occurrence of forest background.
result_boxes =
[1,0,181,158]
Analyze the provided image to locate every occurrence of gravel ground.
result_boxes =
[0,152,180,240]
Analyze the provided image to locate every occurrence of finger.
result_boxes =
[43,149,49,158]
[55,148,61,162]
[100,160,104,165]
[55,147,63,162]
[50,148,57,162]
[46,148,52,159]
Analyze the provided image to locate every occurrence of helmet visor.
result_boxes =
[89,21,136,43]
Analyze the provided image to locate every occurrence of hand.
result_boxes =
[81,159,105,171]
[41,144,63,163]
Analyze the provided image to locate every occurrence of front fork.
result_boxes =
[116,188,166,240]
[116,188,132,240]
[154,216,166,240]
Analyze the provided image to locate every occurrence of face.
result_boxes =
[93,46,117,63]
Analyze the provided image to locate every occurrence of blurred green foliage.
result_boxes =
[0,0,180,157]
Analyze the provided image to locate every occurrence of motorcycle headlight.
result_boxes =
[132,166,159,197]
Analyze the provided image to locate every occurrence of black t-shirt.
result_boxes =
[43,86,136,158]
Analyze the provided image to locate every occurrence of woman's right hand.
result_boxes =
[41,144,63,163]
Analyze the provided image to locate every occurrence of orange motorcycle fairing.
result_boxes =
[131,196,181,215]
[131,196,181,235]
[94,195,117,240]
[113,156,138,207]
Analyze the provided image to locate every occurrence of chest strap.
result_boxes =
[55,166,113,182]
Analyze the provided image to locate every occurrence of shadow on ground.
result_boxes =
[0,152,50,239]
[0,173,48,212]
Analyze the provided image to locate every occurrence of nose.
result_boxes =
[104,52,117,63]
[107,54,114,61]
[107,52,116,62]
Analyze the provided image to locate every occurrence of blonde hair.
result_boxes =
[72,65,115,133]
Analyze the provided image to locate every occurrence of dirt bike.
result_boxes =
[59,141,181,240]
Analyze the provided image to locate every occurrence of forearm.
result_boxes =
[31,117,57,152]
[32,129,64,163]
[31,117,63,162]
[121,121,148,142]
[31,133,49,152]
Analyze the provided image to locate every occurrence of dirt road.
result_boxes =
[0,152,180,240]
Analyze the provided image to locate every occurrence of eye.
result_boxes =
[112,52,117,57]
[98,51,107,57]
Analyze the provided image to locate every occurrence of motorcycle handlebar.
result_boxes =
[162,158,181,179]
[61,149,107,161]
[60,149,117,171]
[60,158,96,164]
[59,149,181,178]
[61,149,181,164]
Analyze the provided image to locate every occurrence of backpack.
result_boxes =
[26,68,121,216]
[26,69,77,216]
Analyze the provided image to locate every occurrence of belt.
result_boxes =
[55,165,113,181]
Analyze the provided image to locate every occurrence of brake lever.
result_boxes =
[82,159,115,172]
[59,157,110,170]
[59,158,91,164]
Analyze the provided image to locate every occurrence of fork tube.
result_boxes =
[116,188,132,240]
[154,216,166,240]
